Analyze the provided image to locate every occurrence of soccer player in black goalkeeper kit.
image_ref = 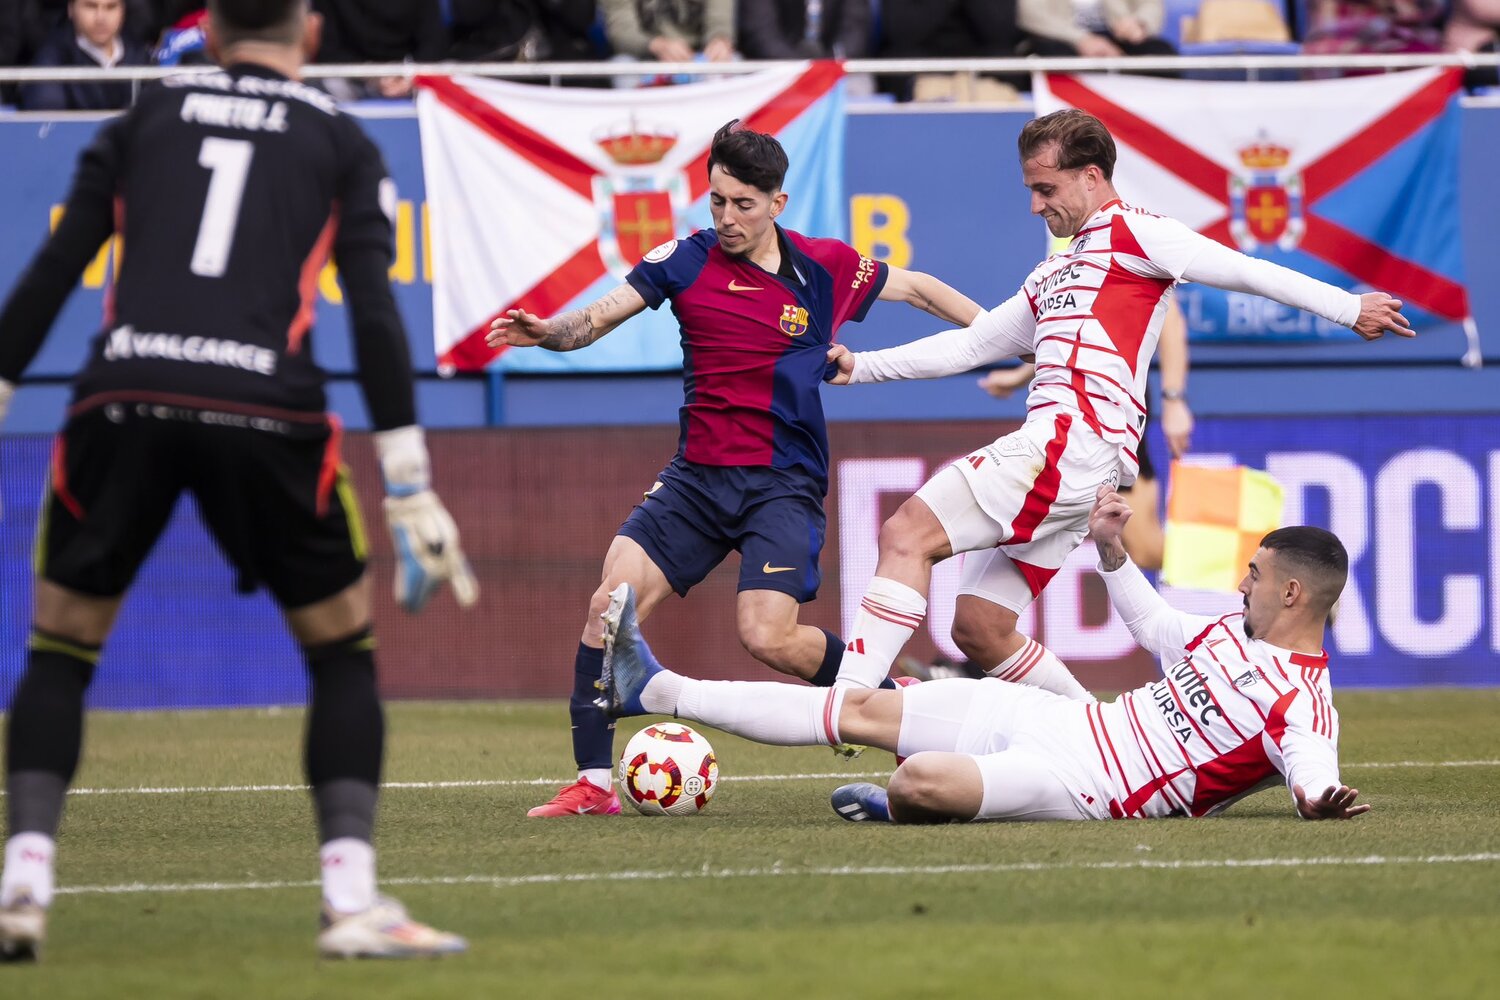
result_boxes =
[0,0,478,961]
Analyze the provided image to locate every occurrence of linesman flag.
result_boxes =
[1034,69,1478,364]
[1162,463,1284,593]
[415,64,847,373]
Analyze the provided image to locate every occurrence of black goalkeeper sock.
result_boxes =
[6,632,99,837]
[303,629,383,844]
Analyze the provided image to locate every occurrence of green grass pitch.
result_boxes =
[3,689,1498,999]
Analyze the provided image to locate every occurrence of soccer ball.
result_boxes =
[617,723,719,816]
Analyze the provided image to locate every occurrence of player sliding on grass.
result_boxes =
[600,485,1371,825]
[488,121,983,818]
[818,108,1411,704]
[0,0,475,961]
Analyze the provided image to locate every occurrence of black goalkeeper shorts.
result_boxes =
[37,402,367,610]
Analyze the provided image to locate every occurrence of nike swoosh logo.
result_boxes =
[762,563,796,574]
[728,280,763,292]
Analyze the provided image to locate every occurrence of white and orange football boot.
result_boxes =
[317,896,467,959]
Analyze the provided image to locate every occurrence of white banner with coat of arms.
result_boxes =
[1034,69,1476,359]
[415,64,848,373]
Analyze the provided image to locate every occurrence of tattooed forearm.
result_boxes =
[538,286,636,351]
[1096,539,1127,573]
[538,308,599,351]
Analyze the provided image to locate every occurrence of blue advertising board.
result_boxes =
[2,412,1497,709]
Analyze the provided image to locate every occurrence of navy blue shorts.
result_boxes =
[618,458,826,602]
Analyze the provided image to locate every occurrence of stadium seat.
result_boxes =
[1166,0,1301,78]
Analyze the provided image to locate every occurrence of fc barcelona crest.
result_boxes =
[592,121,689,278]
[1228,137,1304,252]
[779,304,809,337]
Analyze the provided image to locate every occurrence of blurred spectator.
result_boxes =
[448,0,600,62]
[1019,0,1177,59]
[20,0,156,51]
[1446,0,1499,89]
[736,0,873,59]
[20,0,150,110]
[312,0,448,99]
[602,0,736,64]
[1302,0,1444,70]
[877,0,1021,101]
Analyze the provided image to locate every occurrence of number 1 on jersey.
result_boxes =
[191,137,254,278]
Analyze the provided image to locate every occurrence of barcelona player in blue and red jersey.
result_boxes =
[490,120,981,817]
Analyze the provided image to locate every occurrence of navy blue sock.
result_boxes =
[810,629,843,687]
[570,643,615,771]
[810,629,898,689]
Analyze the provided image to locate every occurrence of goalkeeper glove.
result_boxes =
[374,425,479,613]
[0,378,12,522]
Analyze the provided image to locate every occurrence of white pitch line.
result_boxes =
[42,771,893,797]
[1343,759,1500,769]
[14,759,1491,797]
[54,852,1500,898]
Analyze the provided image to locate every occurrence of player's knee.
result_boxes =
[581,584,615,640]
[950,610,1014,666]
[877,509,925,562]
[738,617,797,671]
[887,753,955,817]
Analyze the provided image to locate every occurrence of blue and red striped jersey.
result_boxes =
[626,226,887,490]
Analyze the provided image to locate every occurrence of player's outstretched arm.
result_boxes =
[375,425,480,614]
[830,291,1035,386]
[879,266,984,327]
[1293,783,1371,821]
[486,284,646,352]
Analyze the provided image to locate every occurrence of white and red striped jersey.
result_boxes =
[1090,559,1343,819]
[849,199,1361,482]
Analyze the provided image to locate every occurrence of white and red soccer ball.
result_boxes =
[617,723,719,816]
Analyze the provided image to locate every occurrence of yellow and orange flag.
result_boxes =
[1162,463,1284,592]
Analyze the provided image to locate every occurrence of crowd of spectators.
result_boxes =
[0,0,1494,109]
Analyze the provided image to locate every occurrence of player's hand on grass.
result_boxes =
[825,344,855,385]
[1353,293,1413,341]
[487,309,550,349]
[1293,783,1371,821]
[1089,484,1132,571]
[374,426,480,614]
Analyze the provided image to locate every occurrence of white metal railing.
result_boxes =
[0,52,1496,84]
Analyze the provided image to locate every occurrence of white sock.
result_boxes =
[320,837,377,914]
[987,637,1096,703]
[639,668,684,715]
[836,577,927,689]
[578,768,613,790]
[1,833,56,908]
[676,677,844,747]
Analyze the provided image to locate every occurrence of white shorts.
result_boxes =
[896,678,1114,821]
[915,412,1121,613]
